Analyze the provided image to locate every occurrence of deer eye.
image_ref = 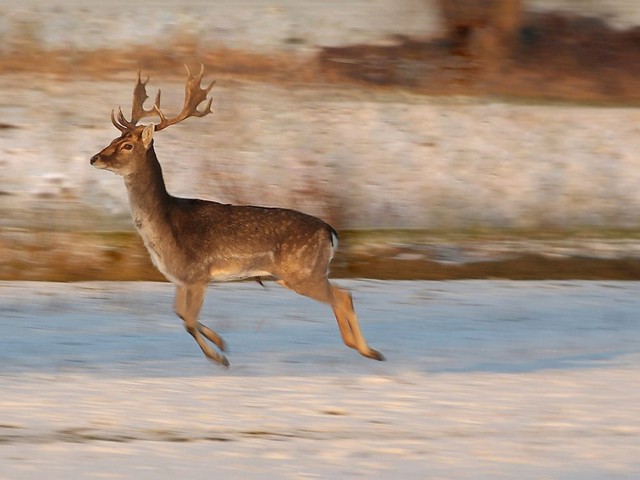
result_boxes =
[122,143,133,151]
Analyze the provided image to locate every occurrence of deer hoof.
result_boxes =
[363,348,385,361]
[219,355,230,368]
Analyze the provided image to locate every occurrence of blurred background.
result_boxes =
[2,0,640,281]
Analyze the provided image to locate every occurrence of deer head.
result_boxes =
[90,65,215,176]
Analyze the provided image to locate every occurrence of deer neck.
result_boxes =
[123,146,182,284]
[123,146,172,229]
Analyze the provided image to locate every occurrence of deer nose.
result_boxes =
[90,154,99,165]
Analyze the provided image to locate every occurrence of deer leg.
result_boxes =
[196,323,227,352]
[174,284,229,367]
[329,284,385,361]
[278,278,384,361]
[174,286,226,351]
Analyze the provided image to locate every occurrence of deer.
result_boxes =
[90,65,384,367]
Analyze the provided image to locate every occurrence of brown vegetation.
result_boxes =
[3,230,640,281]
[321,8,640,101]
[0,46,316,83]
[438,0,523,66]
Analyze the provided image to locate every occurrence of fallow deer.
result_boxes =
[90,65,384,367]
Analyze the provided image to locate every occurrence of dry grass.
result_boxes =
[0,46,319,85]
[0,230,163,282]
[3,229,640,282]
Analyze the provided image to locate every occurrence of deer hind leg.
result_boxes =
[329,284,385,361]
[174,284,229,367]
[278,277,384,361]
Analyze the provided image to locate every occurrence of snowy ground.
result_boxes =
[4,0,640,53]
[3,73,640,232]
[1,280,639,479]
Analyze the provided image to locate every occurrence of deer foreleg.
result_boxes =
[174,284,229,367]
[196,322,227,351]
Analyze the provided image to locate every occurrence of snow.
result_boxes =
[5,0,640,54]
[3,75,640,232]
[1,280,639,479]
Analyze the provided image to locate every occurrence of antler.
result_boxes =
[154,64,215,132]
[111,70,160,133]
[110,65,214,133]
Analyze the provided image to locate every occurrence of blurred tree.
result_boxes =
[437,0,523,69]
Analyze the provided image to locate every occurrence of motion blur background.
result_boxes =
[4,5,640,478]
[2,0,640,281]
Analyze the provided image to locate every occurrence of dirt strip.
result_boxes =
[3,229,640,281]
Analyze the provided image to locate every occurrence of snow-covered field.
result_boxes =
[1,280,639,479]
[3,74,640,232]
[4,0,640,53]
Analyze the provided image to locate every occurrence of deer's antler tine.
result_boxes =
[205,79,216,94]
[154,89,162,109]
[132,75,148,103]
[136,68,149,86]
[129,71,158,125]
[183,63,203,80]
[153,102,168,122]
[184,63,194,80]
[110,109,127,132]
[117,107,127,125]
[194,98,213,117]
[115,107,129,127]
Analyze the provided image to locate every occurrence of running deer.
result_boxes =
[90,65,384,366]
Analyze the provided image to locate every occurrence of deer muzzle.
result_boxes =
[90,154,106,169]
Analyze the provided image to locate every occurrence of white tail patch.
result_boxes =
[329,230,339,262]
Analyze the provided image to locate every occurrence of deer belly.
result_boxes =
[209,252,274,282]
[209,268,272,282]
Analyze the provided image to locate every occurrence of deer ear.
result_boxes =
[141,123,155,149]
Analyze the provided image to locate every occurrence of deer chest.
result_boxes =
[134,217,183,285]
